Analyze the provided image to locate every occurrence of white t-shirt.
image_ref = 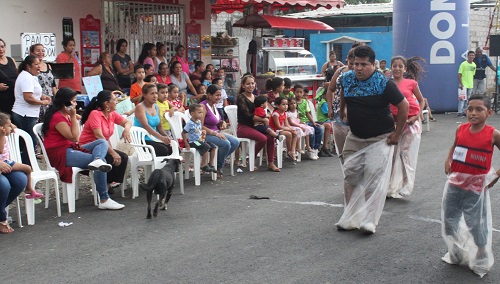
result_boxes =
[215,88,228,108]
[13,70,43,117]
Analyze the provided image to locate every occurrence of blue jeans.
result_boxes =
[205,133,239,172]
[11,112,38,166]
[458,88,473,114]
[0,171,28,221]
[306,122,324,150]
[66,139,109,201]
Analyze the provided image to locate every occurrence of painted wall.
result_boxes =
[310,31,393,73]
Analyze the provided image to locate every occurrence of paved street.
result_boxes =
[3,113,500,283]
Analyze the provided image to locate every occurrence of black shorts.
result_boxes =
[254,125,270,134]
[189,141,216,156]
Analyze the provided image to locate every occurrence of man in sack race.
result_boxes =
[335,45,409,234]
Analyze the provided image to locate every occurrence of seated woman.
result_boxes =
[79,90,132,194]
[201,85,239,178]
[134,84,173,156]
[41,87,124,210]
[86,52,122,92]
[236,75,280,172]
[0,116,28,234]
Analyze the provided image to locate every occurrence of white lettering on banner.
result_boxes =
[429,0,457,64]
[21,33,57,62]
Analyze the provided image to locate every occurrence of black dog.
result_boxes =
[139,158,181,219]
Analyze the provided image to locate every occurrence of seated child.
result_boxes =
[280,77,294,99]
[314,88,334,157]
[0,113,43,199]
[201,70,212,87]
[270,97,298,162]
[156,83,173,133]
[253,95,283,141]
[182,104,217,173]
[295,84,323,160]
[213,77,228,120]
[167,84,185,113]
[287,97,314,154]
[143,63,154,76]
[144,74,158,84]
[130,65,146,105]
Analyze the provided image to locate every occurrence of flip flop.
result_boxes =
[0,221,14,234]
[26,189,44,199]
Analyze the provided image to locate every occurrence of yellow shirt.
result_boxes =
[156,100,171,130]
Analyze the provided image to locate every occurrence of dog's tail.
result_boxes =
[140,170,161,192]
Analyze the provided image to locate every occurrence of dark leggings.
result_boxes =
[145,140,173,156]
[105,149,129,183]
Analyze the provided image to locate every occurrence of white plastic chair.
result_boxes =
[33,123,96,213]
[129,126,184,198]
[422,109,430,132]
[224,105,261,172]
[8,128,60,225]
[165,112,217,185]
[307,99,318,122]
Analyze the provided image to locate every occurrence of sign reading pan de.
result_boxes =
[21,33,57,62]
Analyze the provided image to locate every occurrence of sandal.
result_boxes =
[26,189,44,199]
[0,221,14,234]
[268,166,281,172]
[287,152,297,163]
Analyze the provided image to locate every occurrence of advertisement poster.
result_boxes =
[82,31,99,47]
[201,35,211,57]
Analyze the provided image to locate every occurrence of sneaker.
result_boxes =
[277,135,285,142]
[306,151,318,160]
[314,149,320,159]
[88,159,112,172]
[429,117,437,122]
[98,198,125,210]
[201,164,217,173]
[360,222,376,234]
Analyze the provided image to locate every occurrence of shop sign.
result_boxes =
[21,33,57,61]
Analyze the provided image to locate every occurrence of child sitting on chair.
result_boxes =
[253,95,283,142]
[182,104,217,173]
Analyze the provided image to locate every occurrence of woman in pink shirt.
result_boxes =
[388,56,426,199]
[80,90,132,193]
[137,43,156,73]
[169,45,190,75]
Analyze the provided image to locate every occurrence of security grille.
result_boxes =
[103,1,185,62]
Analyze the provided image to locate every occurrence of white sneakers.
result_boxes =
[98,198,125,210]
[306,149,319,160]
[88,159,113,172]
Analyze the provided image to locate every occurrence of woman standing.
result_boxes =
[321,51,344,82]
[236,75,280,172]
[13,55,51,164]
[201,85,239,178]
[56,38,81,93]
[134,84,173,156]
[30,44,57,121]
[169,45,190,75]
[137,43,156,72]
[154,42,168,74]
[112,39,134,91]
[42,87,124,210]
[80,90,131,193]
[86,52,121,92]
[0,39,18,115]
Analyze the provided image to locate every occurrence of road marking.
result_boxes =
[271,200,500,233]
[271,200,344,207]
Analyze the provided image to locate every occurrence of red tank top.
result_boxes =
[451,122,494,175]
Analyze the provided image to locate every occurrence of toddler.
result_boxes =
[253,95,283,141]
[280,77,294,99]
[287,97,314,154]
[182,104,217,173]
[156,83,174,133]
[269,97,298,162]
[167,84,185,113]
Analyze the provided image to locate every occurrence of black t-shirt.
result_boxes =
[236,94,255,127]
[341,70,404,139]
[112,53,132,88]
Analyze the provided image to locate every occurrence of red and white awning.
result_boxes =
[232,14,334,31]
[211,0,345,14]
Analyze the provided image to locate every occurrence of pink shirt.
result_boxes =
[390,78,420,118]
[79,110,124,145]
[1,138,10,161]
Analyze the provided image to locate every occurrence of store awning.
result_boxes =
[211,0,345,14]
[233,14,334,31]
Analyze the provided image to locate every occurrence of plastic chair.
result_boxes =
[224,105,261,172]
[165,112,217,185]
[129,126,184,198]
[422,109,430,132]
[33,123,96,213]
[8,128,60,225]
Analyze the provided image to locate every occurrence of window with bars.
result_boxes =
[103,1,185,62]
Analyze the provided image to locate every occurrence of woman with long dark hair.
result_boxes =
[80,90,131,193]
[137,43,156,72]
[169,44,190,74]
[112,39,134,91]
[42,87,124,210]
[86,52,121,92]
[0,38,18,115]
[13,55,51,164]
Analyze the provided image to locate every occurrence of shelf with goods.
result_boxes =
[211,38,240,97]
